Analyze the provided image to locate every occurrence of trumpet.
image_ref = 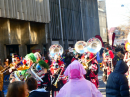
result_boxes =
[53,65,65,88]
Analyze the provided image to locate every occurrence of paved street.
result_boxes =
[98,59,106,97]
[98,67,106,97]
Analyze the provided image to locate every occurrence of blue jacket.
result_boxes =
[106,60,129,97]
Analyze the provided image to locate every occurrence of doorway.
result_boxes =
[6,45,19,57]
[6,45,19,63]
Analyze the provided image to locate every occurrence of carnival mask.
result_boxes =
[53,63,59,70]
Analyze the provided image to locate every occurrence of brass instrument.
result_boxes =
[86,37,102,54]
[31,63,43,82]
[85,37,101,68]
[84,55,97,69]
[49,44,63,59]
[53,65,65,88]
[0,64,13,73]
[0,61,21,73]
[75,41,87,54]
[52,67,61,76]
[51,67,61,84]
[75,38,102,69]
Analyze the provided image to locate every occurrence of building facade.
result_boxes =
[0,0,100,62]
[98,0,107,42]
[47,0,100,50]
[0,0,50,62]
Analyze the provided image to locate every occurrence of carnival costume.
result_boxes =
[36,60,51,91]
[50,60,67,97]
[102,50,114,83]
[10,53,37,82]
[48,44,67,97]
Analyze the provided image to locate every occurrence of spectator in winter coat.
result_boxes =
[26,77,50,97]
[106,60,129,97]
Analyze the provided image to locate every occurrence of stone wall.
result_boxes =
[0,18,46,62]
[0,0,50,23]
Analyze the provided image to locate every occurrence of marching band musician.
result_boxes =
[84,53,98,79]
[84,52,99,88]
[89,63,99,88]
[36,60,51,91]
[9,53,37,83]
[102,49,114,84]
[50,59,67,97]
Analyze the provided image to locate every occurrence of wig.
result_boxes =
[25,53,36,63]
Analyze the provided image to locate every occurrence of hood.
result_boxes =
[114,60,128,74]
[64,60,86,79]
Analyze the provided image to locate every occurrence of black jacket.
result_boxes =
[40,72,51,91]
[29,89,50,97]
[106,60,129,97]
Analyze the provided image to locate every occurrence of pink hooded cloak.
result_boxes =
[56,60,103,97]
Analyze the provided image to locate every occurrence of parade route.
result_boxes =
[98,67,106,97]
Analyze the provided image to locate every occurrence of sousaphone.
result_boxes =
[75,41,87,54]
[86,37,102,53]
[49,44,63,58]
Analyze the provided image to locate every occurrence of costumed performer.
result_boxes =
[50,59,67,97]
[89,63,99,88]
[36,60,51,91]
[10,53,36,82]
[102,49,114,83]
[84,52,98,81]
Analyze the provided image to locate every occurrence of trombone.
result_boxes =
[53,64,65,88]
[51,67,61,84]
[0,61,21,74]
